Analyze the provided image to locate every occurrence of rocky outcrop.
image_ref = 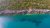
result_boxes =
[0,9,50,15]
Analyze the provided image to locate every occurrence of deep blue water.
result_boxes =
[0,14,50,28]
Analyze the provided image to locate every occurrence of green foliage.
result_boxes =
[16,0,48,9]
[0,0,48,10]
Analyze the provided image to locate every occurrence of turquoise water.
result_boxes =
[1,14,50,28]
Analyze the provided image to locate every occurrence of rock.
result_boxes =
[0,9,50,15]
[32,20,42,26]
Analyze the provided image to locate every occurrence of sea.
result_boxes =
[0,14,50,28]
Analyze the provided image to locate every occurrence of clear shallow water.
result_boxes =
[0,14,50,28]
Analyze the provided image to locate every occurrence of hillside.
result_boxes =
[0,0,49,10]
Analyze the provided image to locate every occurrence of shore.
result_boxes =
[0,9,50,15]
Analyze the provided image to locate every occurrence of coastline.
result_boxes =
[0,9,50,15]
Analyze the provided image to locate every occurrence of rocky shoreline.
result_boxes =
[0,9,50,15]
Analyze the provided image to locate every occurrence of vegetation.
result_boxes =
[0,0,49,10]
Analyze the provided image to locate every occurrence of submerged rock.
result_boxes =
[32,20,42,26]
